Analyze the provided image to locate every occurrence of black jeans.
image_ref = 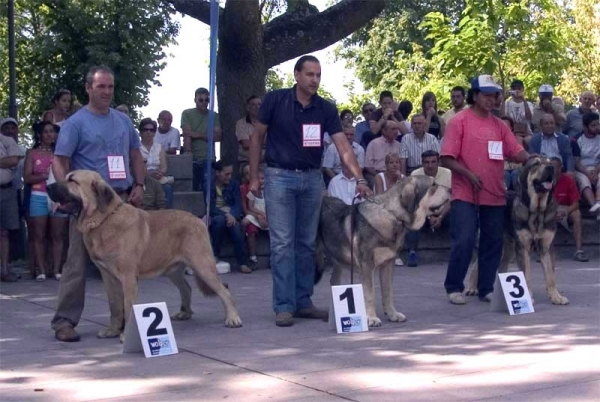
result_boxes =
[444,200,504,297]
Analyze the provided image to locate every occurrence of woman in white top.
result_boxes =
[139,118,172,208]
[42,89,72,126]
[373,153,404,194]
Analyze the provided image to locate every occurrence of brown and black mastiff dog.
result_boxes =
[466,157,569,305]
[316,176,451,326]
[48,170,242,340]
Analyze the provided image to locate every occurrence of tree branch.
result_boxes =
[263,0,386,68]
[167,0,222,26]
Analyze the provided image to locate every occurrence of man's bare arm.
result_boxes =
[0,155,18,169]
[52,155,71,181]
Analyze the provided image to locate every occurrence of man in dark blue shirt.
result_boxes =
[249,55,371,327]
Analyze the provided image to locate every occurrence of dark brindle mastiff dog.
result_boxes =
[466,157,569,305]
[316,176,451,327]
[48,170,242,340]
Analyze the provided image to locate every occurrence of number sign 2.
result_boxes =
[491,272,535,315]
[123,302,179,357]
[330,285,369,334]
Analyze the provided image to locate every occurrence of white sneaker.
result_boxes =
[394,258,404,266]
[448,292,467,305]
[36,274,46,282]
[589,201,600,213]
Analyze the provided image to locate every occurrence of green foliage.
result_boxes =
[0,0,179,132]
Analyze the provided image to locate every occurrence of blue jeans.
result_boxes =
[405,215,449,252]
[162,183,173,209]
[264,167,324,314]
[209,215,248,268]
[444,200,504,298]
[504,169,519,191]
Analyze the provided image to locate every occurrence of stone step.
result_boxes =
[172,191,205,217]
[166,154,193,180]
[172,179,193,192]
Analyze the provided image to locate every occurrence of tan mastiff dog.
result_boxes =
[47,170,242,340]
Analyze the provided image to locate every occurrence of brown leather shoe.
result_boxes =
[294,305,328,320]
[275,312,294,327]
[240,265,252,274]
[55,326,81,342]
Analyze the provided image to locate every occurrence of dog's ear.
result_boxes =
[92,180,115,213]
[400,180,418,213]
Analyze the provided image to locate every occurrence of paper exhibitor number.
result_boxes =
[505,275,525,298]
[339,287,356,314]
[143,307,168,337]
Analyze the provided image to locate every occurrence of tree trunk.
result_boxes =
[169,0,386,164]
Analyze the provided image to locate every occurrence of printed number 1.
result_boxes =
[143,307,168,337]
[339,288,356,314]
[506,275,525,298]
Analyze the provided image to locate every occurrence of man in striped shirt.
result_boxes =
[400,114,440,175]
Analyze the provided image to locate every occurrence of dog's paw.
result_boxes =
[225,315,243,328]
[550,292,569,305]
[97,327,122,339]
[171,311,193,321]
[367,316,382,327]
[465,288,479,296]
[386,311,407,323]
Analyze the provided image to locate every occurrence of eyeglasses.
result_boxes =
[197,98,209,103]
[141,127,154,132]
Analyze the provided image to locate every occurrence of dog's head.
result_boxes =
[47,170,119,232]
[399,175,451,230]
[520,156,555,196]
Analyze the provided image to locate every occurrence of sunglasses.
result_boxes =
[141,127,155,132]
[363,108,374,113]
[197,98,210,103]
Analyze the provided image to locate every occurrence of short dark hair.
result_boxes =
[451,86,465,96]
[398,100,413,120]
[340,109,353,120]
[85,65,114,86]
[510,79,524,89]
[582,112,599,129]
[362,102,375,112]
[421,150,440,160]
[246,95,260,104]
[195,87,209,97]
[294,55,320,72]
[550,156,562,165]
[212,160,233,172]
[379,91,393,102]
[138,118,157,132]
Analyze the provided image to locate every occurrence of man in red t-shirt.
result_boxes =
[551,157,588,262]
[441,75,530,305]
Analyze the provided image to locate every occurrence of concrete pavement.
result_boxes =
[1,257,599,401]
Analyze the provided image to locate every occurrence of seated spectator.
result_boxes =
[421,92,445,139]
[340,109,354,126]
[398,100,414,134]
[564,91,596,138]
[236,95,263,173]
[139,118,173,208]
[209,161,251,274]
[322,125,364,183]
[405,150,452,267]
[400,114,440,175]
[574,112,600,213]
[42,89,71,126]
[365,120,402,184]
[369,91,408,136]
[154,110,181,155]
[23,121,68,281]
[241,169,268,267]
[142,176,167,211]
[328,164,361,205]
[504,79,533,146]
[501,116,521,191]
[529,113,574,173]
[531,85,565,133]
[373,153,404,195]
[355,103,375,145]
[550,157,588,262]
[116,104,130,116]
[441,86,468,123]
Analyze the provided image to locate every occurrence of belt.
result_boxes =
[0,182,13,189]
[267,163,317,172]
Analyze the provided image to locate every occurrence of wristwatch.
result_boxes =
[356,178,367,185]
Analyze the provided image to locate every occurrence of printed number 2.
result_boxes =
[339,288,356,314]
[506,275,525,298]
[143,307,168,337]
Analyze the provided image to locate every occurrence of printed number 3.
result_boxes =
[143,307,168,337]
[506,275,525,298]
[339,288,356,314]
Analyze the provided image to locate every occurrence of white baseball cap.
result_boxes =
[538,84,554,95]
[0,117,18,128]
[471,75,503,93]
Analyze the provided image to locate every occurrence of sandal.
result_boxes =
[574,250,589,262]
[36,274,46,282]
[0,273,19,282]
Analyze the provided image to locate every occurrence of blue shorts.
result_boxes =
[29,192,68,218]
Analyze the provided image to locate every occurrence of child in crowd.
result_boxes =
[241,170,268,267]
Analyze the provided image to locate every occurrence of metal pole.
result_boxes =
[204,0,219,219]
[8,0,18,119]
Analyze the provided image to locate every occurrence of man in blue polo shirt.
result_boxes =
[50,65,146,342]
[249,55,371,327]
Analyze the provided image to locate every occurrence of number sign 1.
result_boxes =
[491,272,535,315]
[330,285,369,334]
[122,302,179,357]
